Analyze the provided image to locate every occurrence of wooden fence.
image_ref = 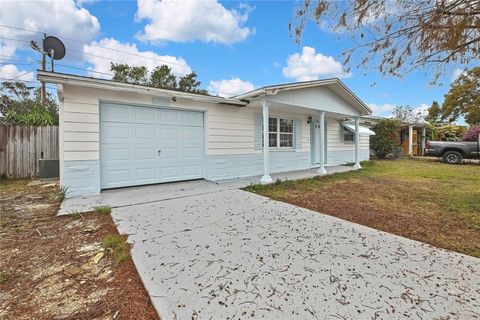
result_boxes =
[0,126,59,179]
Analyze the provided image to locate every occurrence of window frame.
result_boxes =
[342,126,355,143]
[263,117,295,149]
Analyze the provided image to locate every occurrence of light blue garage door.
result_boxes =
[100,103,205,189]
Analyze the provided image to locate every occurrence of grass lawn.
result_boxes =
[245,159,480,258]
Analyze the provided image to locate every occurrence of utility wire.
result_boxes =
[1,25,190,68]
[1,26,244,97]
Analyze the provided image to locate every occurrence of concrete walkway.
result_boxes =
[110,183,480,320]
[59,165,356,214]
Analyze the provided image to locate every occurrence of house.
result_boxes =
[37,71,375,198]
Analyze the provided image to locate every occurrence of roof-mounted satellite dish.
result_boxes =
[43,36,66,60]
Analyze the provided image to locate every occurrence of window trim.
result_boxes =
[263,117,295,149]
[342,126,355,144]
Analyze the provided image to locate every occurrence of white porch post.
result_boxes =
[353,116,362,169]
[421,127,426,156]
[408,125,413,156]
[260,100,273,184]
[317,111,327,175]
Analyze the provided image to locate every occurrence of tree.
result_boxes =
[111,63,148,85]
[370,119,401,159]
[178,72,208,95]
[110,63,209,95]
[426,101,443,124]
[392,105,422,124]
[0,82,58,126]
[149,65,177,90]
[442,67,480,125]
[292,0,480,82]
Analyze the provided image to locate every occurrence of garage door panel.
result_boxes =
[103,169,131,184]
[101,103,130,122]
[135,106,156,123]
[159,109,181,124]
[100,104,204,189]
[135,126,157,140]
[135,147,157,160]
[183,127,202,140]
[103,123,131,140]
[161,166,181,179]
[182,111,203,126]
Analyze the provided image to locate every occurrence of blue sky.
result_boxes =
[0,0,467,117]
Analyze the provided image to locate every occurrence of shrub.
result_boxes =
[370,119,401,159]
[433,124,466,141]
[464,126,480,142]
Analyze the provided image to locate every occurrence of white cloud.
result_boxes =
[0,43,16,59]
[0,64,35,82]
[83,38,192,79]
[367,103,396,117]
[451,68,466,82]
[0,0,100,58]
[413,103,429,118]
[368,102,430,119]
[74,0,99,6]
[135,0,254,44]
[282,47,352,81]
[208,78,255,97]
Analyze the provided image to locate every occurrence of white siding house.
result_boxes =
[38,71,374,198]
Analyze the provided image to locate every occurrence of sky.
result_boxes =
[0,0,470,118]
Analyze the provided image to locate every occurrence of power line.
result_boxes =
[9,70,34,81]
[1,25,244,97]
[1,24,190,68]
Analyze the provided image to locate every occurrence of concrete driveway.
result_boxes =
[110,180,480,320]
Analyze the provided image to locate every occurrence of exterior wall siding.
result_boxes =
[63,160,100,197]
[206,151,311,181]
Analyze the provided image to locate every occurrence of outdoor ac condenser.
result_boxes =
[39,158,59,179]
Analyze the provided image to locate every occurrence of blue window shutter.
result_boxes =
[254,113,263,149]
[294,118,302,149]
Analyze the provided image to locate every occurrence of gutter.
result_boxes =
[37,71,248,107]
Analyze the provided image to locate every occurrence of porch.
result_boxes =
[255,98,372,184]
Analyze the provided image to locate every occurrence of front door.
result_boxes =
[310,120,327,165]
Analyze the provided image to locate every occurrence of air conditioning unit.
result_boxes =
[39,158,59,179]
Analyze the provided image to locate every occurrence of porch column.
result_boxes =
[260,100,273,184]
[421,127,426,156]
[353,116,362,169]
[317,111,327,175]
[408,125,413,156]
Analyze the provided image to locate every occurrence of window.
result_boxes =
[343,127,355,143]
[264,117,294,148]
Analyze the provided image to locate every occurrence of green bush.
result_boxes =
[433,124,466,141]
[370,119,401,159]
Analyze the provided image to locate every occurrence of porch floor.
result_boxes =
[59,165,358,215]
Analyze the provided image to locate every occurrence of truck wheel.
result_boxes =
[442,151,463,164]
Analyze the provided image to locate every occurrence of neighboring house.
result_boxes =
[38,71,374,198]
[399,121,429,156]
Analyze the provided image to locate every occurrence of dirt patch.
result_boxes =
[0,180,159,320]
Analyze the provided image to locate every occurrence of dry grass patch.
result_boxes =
[245,160,480,257]
[0,179,159,320]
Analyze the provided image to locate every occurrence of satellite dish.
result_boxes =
[43,36,66,60]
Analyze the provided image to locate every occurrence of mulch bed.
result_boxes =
[0,180,159,320]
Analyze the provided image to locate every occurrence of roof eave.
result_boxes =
[37,71,247,106]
